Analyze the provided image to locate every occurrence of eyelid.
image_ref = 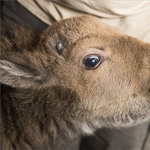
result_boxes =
[89,46,104,51]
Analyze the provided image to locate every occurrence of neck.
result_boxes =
[1,85,86,150]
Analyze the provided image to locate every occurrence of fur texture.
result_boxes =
[0,15,150,150]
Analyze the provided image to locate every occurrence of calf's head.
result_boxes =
[1,15,150,132]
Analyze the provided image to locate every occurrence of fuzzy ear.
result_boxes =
[0,22,48,89]
[0,59,45,89]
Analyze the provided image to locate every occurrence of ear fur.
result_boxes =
[0,59,45,89]
[0,22,46,89]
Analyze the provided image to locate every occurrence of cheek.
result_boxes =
[77,54,150,127]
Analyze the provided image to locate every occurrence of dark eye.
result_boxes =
[56,42,64,54]
[83,55,102,70]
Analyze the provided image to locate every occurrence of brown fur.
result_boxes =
[0,15,150,150]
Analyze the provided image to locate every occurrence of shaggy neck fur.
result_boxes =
[2,85,88,150]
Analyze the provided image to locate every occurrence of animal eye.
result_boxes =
[56,42,64,54]
[83,55,102,70]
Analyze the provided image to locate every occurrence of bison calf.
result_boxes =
[0,15,150,150]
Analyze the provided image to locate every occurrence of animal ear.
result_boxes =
[0,58,46,89]
[0,22,48,89]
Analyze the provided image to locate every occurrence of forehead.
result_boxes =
[43,15,124,43]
